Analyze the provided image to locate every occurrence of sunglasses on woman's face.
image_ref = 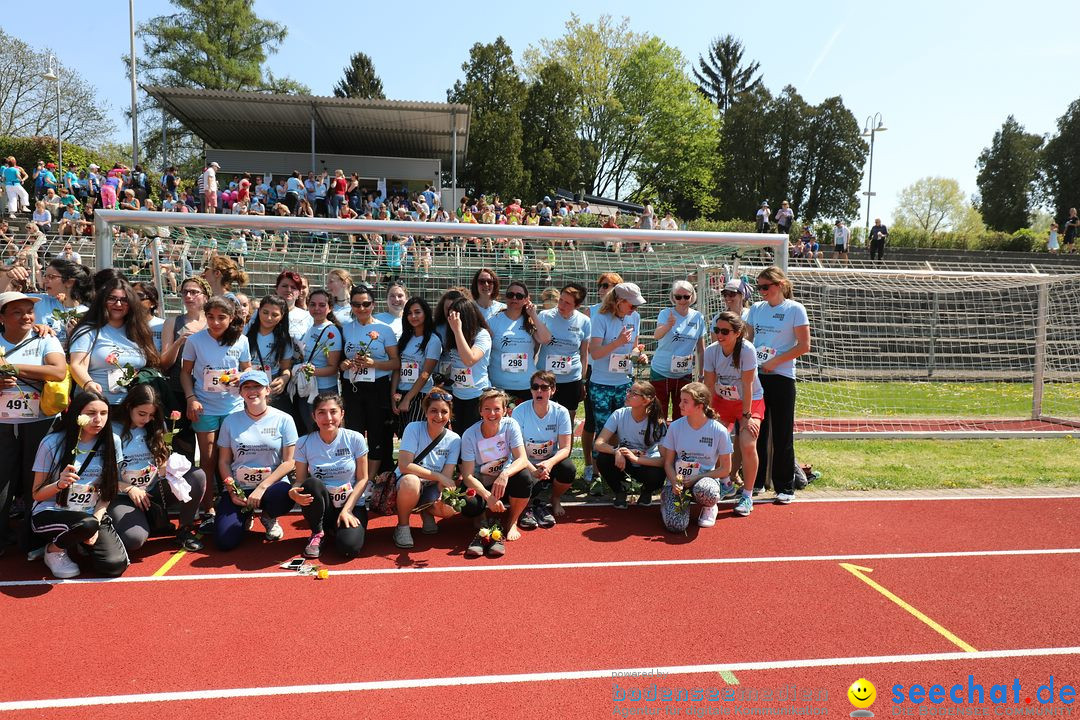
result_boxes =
[530,383,551,391]
[351,300,374,308]
[674,294,691,301]
[713,327,733,336]
[477,278,494,286]
[757,283,774,292]
[505,291,526,300]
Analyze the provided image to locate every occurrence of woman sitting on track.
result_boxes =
[444,297,492,434]
[392,387,463,549]
[511,370,574,526]
[291,394,370,559]
[536,282,591,425]
[594,381,667,509]
[486,280,551,404]
[215,369,298,550]
[703,311,764,518]
[246,294,295,414]
[392,297,442,434]
[650,280,706,421]
[458,389,532,557]
[31,390,127,579]
[659,383,733,533]
[110,384,207,553]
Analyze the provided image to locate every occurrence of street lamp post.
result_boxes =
[862,113,887,242]
[43,56,61,172]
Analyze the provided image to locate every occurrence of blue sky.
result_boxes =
[5,0,1077,224]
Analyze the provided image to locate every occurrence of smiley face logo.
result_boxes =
[848,678,877,715]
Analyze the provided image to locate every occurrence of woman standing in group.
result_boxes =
[580,272,622,490]
[133,282,164,352]
[458,389,531,555]
[30,390,127,578]
[392,297,442,433]
[486,281,551,404]
[746,267,810,504]
[33,258,92,348]
[202,255,247,300]
[69,278,160,407]
[326,268,353,323]
[339,285,398,478]
[180,295,251,530]
[594,381,667,509]
[511,371,573,525]
[720,278,751,321]
[110,384,207,553]
[471,268,505,321]
[660,383,733,533]
[704,311,764,517]
[215,370,297,549]
[651,280,706,421]
[294,289,343,433]
[159,276,210,461]
[588,282,647,462]
[392,387,461,549]
[445,297,492,434]
[374,281,408,340]
[537,283,590,426]
[275,270,311,346]
[433,287,470,375]
[291,394,369,559]
[246,295,294,414]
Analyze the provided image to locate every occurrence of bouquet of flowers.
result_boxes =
[105,352,140,388]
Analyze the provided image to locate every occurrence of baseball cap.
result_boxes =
[0,291,41,312]
[209,161,220,169]
[723,279,743,294]
[613,282,646,306]
[236,369,270,387]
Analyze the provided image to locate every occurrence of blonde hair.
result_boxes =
[757,266,793,299]
[478,388,510,411]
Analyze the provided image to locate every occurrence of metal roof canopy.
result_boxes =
[143,86,470,164]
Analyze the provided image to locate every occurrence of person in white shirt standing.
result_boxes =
[201,162,220,214]
[833,219,850,262]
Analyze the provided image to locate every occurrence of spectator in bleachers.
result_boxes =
[102,165,125,210]
[58,206,82,238]
[755,201,770,233]
[200,162,219,214]
[775,200,794,235]
[1062,208,1078,254]
[284,171,303,214]
[42,189,62,219]
[30,201,52,235]
[119,189,140,211]
[833,220,850,261]
[4,157,31,217]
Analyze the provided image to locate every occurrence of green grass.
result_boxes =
[798,381,1080,418]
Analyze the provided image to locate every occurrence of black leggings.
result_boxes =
[297,477,369,557]
[553,380,584,420]
[755,373,797,495]
[31,510,129,577]
[343,376,394,463]
[461,469,535,517]
[452,396,480,435]
[532,457,576,492]
[596,452,665,495]
[0,418,52,549]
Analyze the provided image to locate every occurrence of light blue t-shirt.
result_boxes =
[652,307,705,379]
[374,312,403,340]
[396,421,461,478]
[69,324,149,405]
[703,339,763,402]
[31,295,87,349]
[148,316,165,353]
[217,407,298,490]
[447,328,492,400]
[1,166,20,185]
[298,321,343,392]
[486,312,537,391]
[511,401,571,462]
[295,428,369,506]
[332,302,352,325]
[537,308,591,383]
[181,329,251,416]
[398,332,442,393]
[287,307,313,347]
[460,416,525,480]
[341,318,396,382]
[248,329,291,379]
[589,310,640,387]
[0,331,64,424]
[602,406,664,461]
[746,299,810,380]
[478,301,506,321]
[115,423,161,492]
[32,431,123,514]
[660,417,733,476]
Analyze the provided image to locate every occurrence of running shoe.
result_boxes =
[486,538,505,558]
[734,495,753,517]
[775,492,794,505]
[613,493,629,509]
[518,506,538,530]
[752,487,764,497]
[261,515,284,541]
[421,511,438,535]
[697,504,718,527]
[393,525,414,549]
[198,513,216,535]
[534,503,556,528]
[44,549,80,579]
[177,527,204,552]
[303,531,324,558]
[637,491,654,507]
[464,533,485,558]
[720,479,737,499]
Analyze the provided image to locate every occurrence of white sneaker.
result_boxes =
[775,493,795,505]
[697,504,718,527]
[260,515,284,541]
[44,549,81,579]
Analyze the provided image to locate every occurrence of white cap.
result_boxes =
[0,291,40,311]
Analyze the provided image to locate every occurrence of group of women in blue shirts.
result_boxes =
[1,260,809,578]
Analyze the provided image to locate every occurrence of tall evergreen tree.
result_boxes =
[1041,101,1080,227]
[520,62,581,200]
[693,35,763,113]
[333,53,386,99]
[976,116,1044,232]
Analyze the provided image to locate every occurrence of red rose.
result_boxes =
[465,489,476,497]
[327,332,335,339]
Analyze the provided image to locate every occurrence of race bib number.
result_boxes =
[714,383,739,401]
[107,367,124,393]
[526,440,553,460]
[452,366,474,389]
[202,368,237,394]
[756,346,777,366]
[545,355,573,375]
[66,483,99,513]
[122,465,158,488]
[350,364,375,383]
[400,361,420,385]
[608,354,630,374]
[675,460,701,481]
[327,482,352,509]
[236,466,271,491]
[477,434,508,476]
[501,352,528,373]
[671,354,693,375]
[0,389,39,419]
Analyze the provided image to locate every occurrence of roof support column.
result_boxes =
[451,111,458,211]
[310,105,316,174]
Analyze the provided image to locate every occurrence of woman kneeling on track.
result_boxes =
[111,384,207,553]
[593,381,667,509]
[703,311,764,517]
[392,387,462,549]
[660,383,733,533]
[458,389,532,557]
[511,370,574,526]
[31,390,128,579]
[215,369,298,550]
[291,394,370,559]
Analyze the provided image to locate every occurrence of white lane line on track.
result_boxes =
[3,547,1078,588]
[2,646,1078,711]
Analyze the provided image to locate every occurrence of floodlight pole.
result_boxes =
[862,112,887,240]
[129,0,139,172]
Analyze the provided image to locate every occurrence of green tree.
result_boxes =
[333,52,385,99]
[894,177,981,234]
[975,115,1044,232]
[795,95,866,221]
[1041,99,1080,227]
[715,86,773,219]
[520,62,582,201]
[447,38,527,199]
[692,34,762,113]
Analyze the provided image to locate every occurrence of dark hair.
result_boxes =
[560,282,587,307]
[247,295,292,373]
[47,389,119,506]
[311,393,345,413]
[397,297,435,356]
[91,268,126,294]
[447,296,489,347]
[470,268,501,301]
[133,282,159,314]
[48,258,93,305]
[203,295,245,346]
[433,287,471,328]
[630,381,666,448]
[715,311,747,369]
[70,278,160,369]
[118,383,169,467]
[501,280,537,334]
[310,288,342,333]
